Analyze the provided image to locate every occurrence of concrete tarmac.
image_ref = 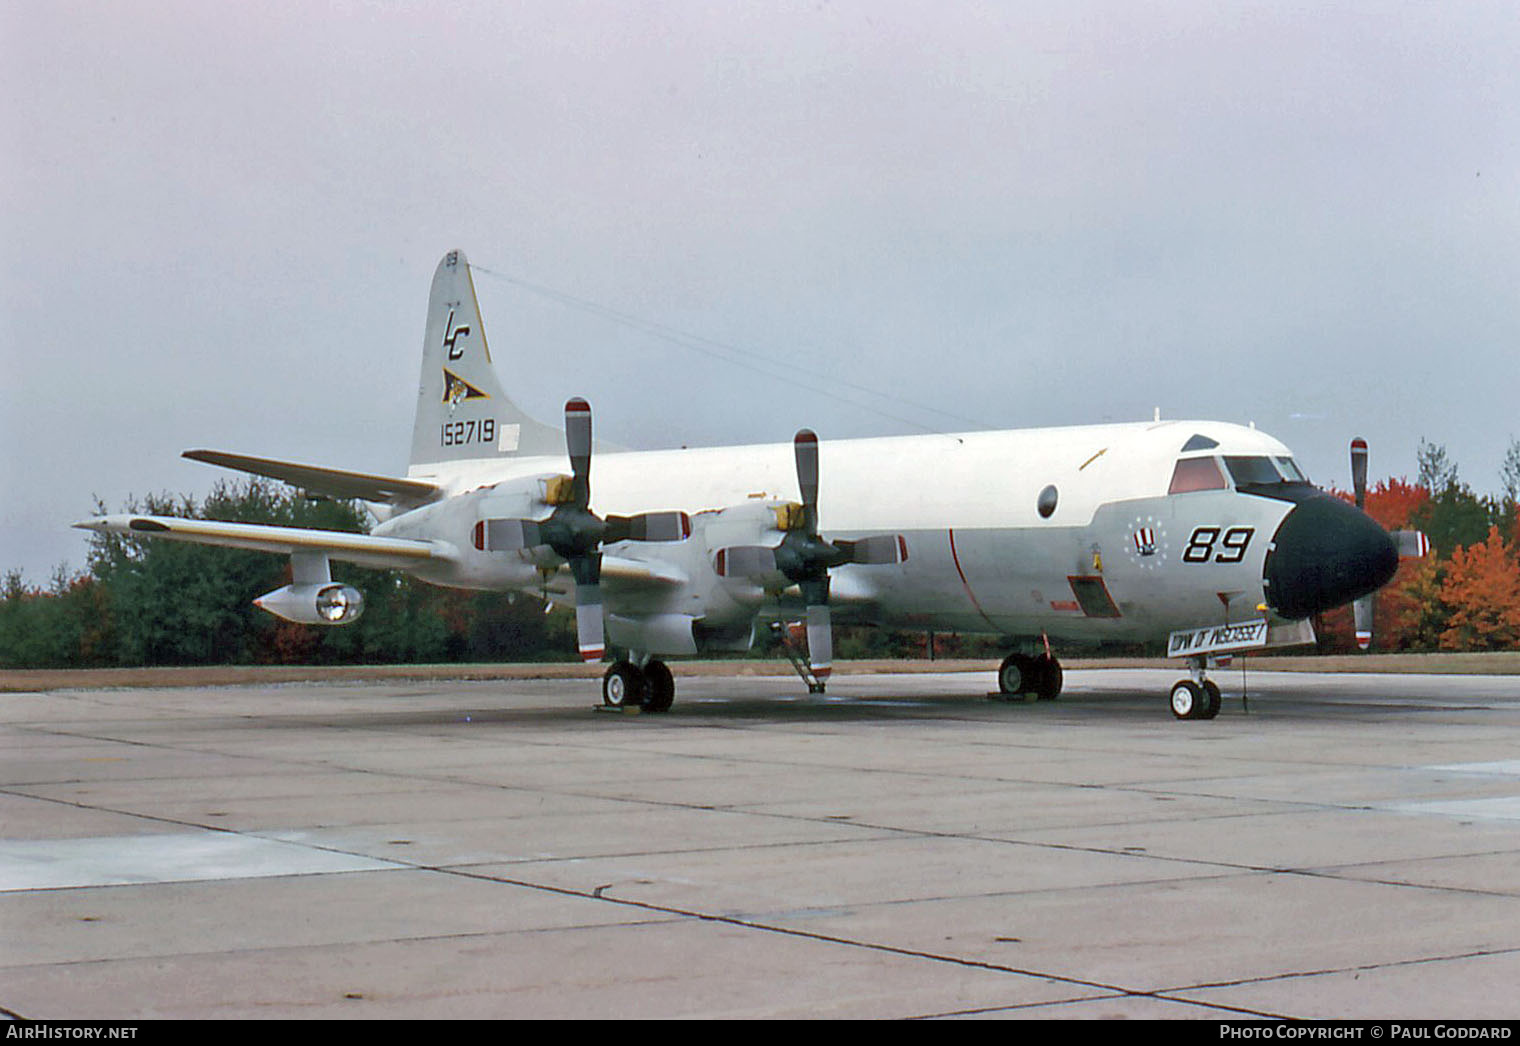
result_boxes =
[4,667,1520,1019]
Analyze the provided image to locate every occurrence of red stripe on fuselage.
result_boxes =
[947,528,1000,631]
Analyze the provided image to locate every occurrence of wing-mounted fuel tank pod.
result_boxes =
[254,551,365,625]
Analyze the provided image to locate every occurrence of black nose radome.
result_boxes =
[1263,494,1398,620]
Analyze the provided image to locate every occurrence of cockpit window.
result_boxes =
[1275,456,1308,482]
[1224,456,1287,486]
[1169,457,1227,494]
[1180,434,1220,452]
[1172,454,1309,494]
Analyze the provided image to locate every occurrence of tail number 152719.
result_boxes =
[442,419,495,447]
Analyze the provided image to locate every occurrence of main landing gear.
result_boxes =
[996,651,1063,701]
[601,659,676,713]
[1169,657,1222,720]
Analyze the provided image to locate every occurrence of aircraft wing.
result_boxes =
[600,555,688,589]
[182,450,442,505]
[75,515,449,571]
[532,555,689,599]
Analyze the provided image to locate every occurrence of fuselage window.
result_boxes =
[1223,456,1284,486]
[1168,456,1227,494]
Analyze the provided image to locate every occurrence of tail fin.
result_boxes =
[408,249,564,469]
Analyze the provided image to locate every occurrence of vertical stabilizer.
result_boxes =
[409,249,564,468]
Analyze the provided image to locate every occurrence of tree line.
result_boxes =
[4,439,1518,669]
[1,480,579,668]
[1314,438,1520,653]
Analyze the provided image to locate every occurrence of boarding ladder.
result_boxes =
[769,621,827,694]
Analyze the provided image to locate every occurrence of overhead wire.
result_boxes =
[468,263,996,436]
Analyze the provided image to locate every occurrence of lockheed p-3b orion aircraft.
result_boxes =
[78,250,1407,720]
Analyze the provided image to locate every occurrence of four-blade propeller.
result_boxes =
[1350,437,1374,651]
[715,429,906,680]
[1348,436,1429,652]
[478,398,689,662]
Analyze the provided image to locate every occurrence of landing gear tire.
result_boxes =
[1033,654,1063,701]
[1170,680,1205,720]
[643,660,675,713]
[602,661,646,709]
[999,652,1063,700]
[998,653,1036,697]
[1200,680,1222,719]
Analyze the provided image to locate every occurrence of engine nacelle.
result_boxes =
[254,583,365,625]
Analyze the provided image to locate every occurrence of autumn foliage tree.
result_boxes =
[1437,525,1520,650]
[1319,478,1432,652]
[1319,440,1520,654]
[1361,478,1428,532]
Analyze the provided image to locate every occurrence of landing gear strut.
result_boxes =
[997,651,1063,701]
[1170,657,1221,720]
[600,658,676,713]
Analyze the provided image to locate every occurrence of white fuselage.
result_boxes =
[380,418,1301,647]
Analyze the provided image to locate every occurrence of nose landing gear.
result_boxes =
[1170,657,1222,719]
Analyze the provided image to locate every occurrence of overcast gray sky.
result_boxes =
[4,1,1517,582]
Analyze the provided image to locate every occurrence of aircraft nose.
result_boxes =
[1263,494,1398,619]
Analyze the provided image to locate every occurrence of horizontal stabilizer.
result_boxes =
[75,515,446,571]
[183,450,441,505]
